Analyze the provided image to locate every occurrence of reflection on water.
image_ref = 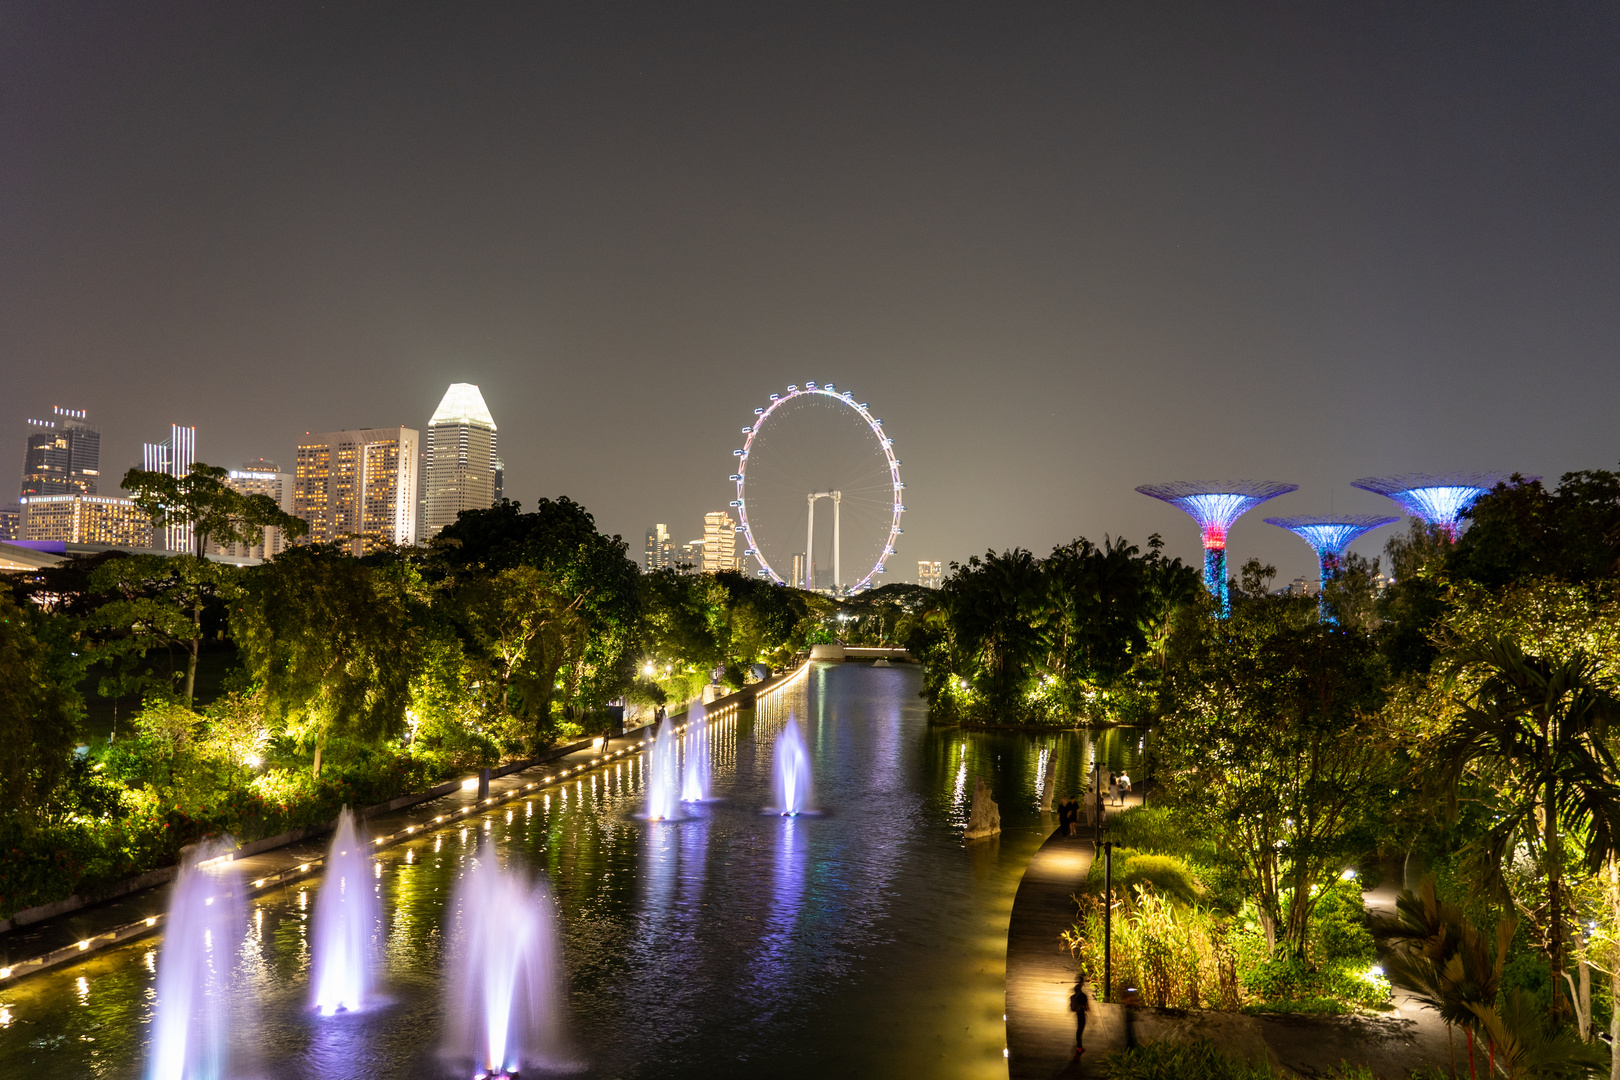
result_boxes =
[0,664,1140,1080]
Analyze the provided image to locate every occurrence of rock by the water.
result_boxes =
[964,776,1001,840]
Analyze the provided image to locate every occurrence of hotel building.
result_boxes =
[294,427,420,555]
[20,493,152,548]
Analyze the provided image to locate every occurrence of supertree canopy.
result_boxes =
[1349,472,1520,542]
[1136,480,1298,616]
[1264,515,1398,619]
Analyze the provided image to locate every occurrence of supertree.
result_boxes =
[1136,481,1298,616]
[1349,472,1522,542]
[1264,515,1398,620]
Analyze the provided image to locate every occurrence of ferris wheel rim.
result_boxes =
[732,382,904,593]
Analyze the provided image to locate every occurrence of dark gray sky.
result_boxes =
[5,2,1618,582]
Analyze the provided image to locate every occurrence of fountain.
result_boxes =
[147,838,244,1080]
[645,716,681,820]
[445,838,569,1078]
[310,807,379,1014]
[681,707,710,803]
[774,722,812,816]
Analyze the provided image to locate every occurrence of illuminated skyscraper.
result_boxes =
[917,560,943,589]
[1137,480,1297,616]
[209,460,295,559]
[20,494,152,548]
[1350,473,1520,542]
[422,383,498,540]
[702,511,736,573]
[21,407,100,498]
[645,524,672,571]
[676,538,704,573]
[142,423,197,552]
[294,427,420,555]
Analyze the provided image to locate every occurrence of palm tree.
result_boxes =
[1467,989,1608,1080]
[1435,636,1620,1020]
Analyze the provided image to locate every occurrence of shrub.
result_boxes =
[1085,848,1209,907]
[1066,886,1242,1011]
[1101,1038,1277,1080]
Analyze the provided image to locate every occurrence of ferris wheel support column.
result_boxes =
[833,491,841,592]
[805,494,816,589]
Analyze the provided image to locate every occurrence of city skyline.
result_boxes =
[5,6,1617,584]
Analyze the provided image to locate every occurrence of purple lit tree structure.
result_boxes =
[1136,481,1298,616]
[1349,473,1519,542]
[1264,515,1398,619]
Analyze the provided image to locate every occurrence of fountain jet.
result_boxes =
[445,838,568,1077]
[774,723,812,816]
[645,716,681,820]
[681,707,711,803]
[147,839,243,1080]
[310,807,379,1014]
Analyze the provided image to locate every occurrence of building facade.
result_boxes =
[294,427,420,555]
[208,460,294,559]
[702,511,736,574]
[422,383,498,541]
[20,494,153,548]
[918,560,943,589]
[21,407,100,498]
[644,523,672,571]
[141,423,197,552]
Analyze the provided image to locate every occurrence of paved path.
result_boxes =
[1003,799,1455,1079]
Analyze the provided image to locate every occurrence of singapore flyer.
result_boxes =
[730,382,904,594]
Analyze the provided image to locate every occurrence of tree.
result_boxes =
[0,589,80,821]
[88,554,233,705]
[1434,636,1620,1020]
[939,548,1049,721]
[1451,470,1620,589]
[120,462,306,701]
[1161,587,1393,955]
[232,545,421,777]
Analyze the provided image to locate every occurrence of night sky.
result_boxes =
[5,3,1618,582]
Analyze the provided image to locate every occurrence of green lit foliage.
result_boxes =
[1159,580,1394,957]
[0,588,80,820]
[232,545,422,776]
[87,553,236,704]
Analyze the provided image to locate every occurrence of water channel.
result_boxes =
[0,662,1141,1079]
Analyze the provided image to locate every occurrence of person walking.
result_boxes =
[1069,976,1090,1054]
[1109,776,1121,806]
[1057,797,1074,837]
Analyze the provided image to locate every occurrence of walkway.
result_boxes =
[1003,797,1454,1079]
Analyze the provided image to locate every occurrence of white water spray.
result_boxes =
[681,707,710,803]
[147,839,243,1080]
[310,807,378,1014]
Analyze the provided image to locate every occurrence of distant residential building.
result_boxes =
[0,504,20,542]
[644,524,672,571]
[702,511,736,573]
[676,538,705,573]
[791,552,807,589]
[208,461,294,559]
[422,383,498,541]
[21,407,100,498]
[918,560,942,589]
[141,423,197,552]
[21,494,152,548]
[493,458,505,503]
[294,427,420,555]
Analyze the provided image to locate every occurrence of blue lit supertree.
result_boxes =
[1264,515,1398,619]
[1349,472,1521,542]
[1136,481,1297,616]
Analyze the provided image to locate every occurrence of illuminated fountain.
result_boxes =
[445,838,568,1078]
[310,807,378,1014]
[774,723,812,816]
[645,716,681,820]
[147,839,243,1080]
[681,706,711,803]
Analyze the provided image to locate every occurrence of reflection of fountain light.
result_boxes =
[646,719,680,820]
[445,838,568,1076]
[147,838,242,1080]
[774,723,812,815]
[311,808,378,1015]
[682,707,711,802]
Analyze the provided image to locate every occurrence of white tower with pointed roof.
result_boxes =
[423,383,498,540]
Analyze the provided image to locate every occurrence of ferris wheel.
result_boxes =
[729,383,904,594]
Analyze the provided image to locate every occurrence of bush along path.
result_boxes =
[1004,800,1456,1079]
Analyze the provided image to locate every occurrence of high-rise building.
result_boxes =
[422,383,498,541]
[208,460,294,559]
[0,504,21,542]
[702,511,736,573]
[676,538,705,573]
[493,458,505,503]
[141,423,197,552]
[918,560,943,589]
[21,407,100,498]
[644,524,672,571]
[294,427,420,555]
[20,494,152,548]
